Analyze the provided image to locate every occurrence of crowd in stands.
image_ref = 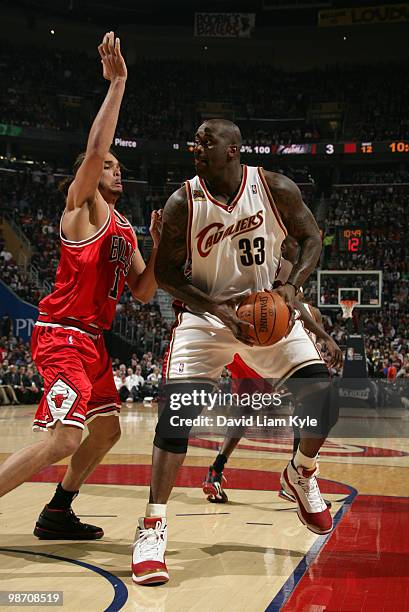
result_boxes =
[0,333,43,405]
[0,328,165,405]
[340,168,409,184]
[324,185,408,271]
[0,254,44,304]
[112,353,163,402]
[321,182,409,377]
[2,40,409,143]
[113,301,171,357]
[0,41,99,132]
[239,123,321,147]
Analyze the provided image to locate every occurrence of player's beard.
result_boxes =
[194,159,210,178]
[99,182,122,202]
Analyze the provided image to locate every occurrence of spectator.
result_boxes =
[147,366,161,386]
[3,364,26,403]
[114,369,130,403]
[134,365,146,389]
[0,247,12,262]
[125,367,142,402]
[23,366,43,404]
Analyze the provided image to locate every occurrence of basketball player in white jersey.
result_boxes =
[132,119,339,585]
[202,238,343,505]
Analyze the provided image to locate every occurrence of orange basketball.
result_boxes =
[237,291,290,346]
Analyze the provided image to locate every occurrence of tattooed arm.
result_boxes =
[264,171,322,308]
[155,187,253,344]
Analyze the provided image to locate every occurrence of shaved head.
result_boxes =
[200,119,242,146]
[194,118,242,178]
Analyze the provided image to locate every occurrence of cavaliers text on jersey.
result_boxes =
[185,165,287,304]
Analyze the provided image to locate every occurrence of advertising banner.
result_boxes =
[0,281,38,342]
[194,13,255,38]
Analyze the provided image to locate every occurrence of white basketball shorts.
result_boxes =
[163,311,325,384]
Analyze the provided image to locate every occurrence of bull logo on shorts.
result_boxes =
[50,390,70,408]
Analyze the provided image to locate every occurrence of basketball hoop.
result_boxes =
[340,299,358,319]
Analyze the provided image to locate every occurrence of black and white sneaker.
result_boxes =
[202,465,228,503]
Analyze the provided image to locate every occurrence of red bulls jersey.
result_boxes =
[39,204,136,331]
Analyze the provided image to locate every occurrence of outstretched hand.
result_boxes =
[98,31,127,82]
[150,209,163,248]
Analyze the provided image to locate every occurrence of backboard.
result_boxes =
[317,270,382,309]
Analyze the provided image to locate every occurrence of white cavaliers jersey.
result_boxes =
[185,166,287,303]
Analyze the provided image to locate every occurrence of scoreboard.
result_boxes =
[176,140,409,157]
[338,226,365,253]
[1,122,408,160]
[239,141,409,157]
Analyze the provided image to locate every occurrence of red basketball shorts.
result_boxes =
[227,354,273,396]
[31,324,120,431]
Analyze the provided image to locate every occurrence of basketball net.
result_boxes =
[340,299,358,319]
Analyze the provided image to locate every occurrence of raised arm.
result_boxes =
[155,187,253,344]
[264,171,322,307]
[66,32,127,211]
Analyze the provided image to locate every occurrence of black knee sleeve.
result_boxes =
[288,366,339,437]
[153,433,190,454]
[154,382,215,454]
[296,386,339,437]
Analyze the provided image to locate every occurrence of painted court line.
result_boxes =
[176,512,230,516]
[79,515,118,518]
[0,547,128,612]
[265,480,358,612]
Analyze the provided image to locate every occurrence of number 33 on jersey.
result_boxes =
[185,166,287,304]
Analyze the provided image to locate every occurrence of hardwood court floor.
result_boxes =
[0,403,408,612]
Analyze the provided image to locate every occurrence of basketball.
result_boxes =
[237,291,290,346]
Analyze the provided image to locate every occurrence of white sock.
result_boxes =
[293,448,317,470]
[146,503,167,518]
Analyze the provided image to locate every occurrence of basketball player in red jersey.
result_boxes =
[132,119,340,585]
[202,237,343,505]
[0,32,161,540]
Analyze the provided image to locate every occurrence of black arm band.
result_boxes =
[286,281,299,293]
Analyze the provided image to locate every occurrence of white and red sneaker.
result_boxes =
[278,484,297,504]
[278,476,332,509]
[132,517,169,585]
[281,461,333,535]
